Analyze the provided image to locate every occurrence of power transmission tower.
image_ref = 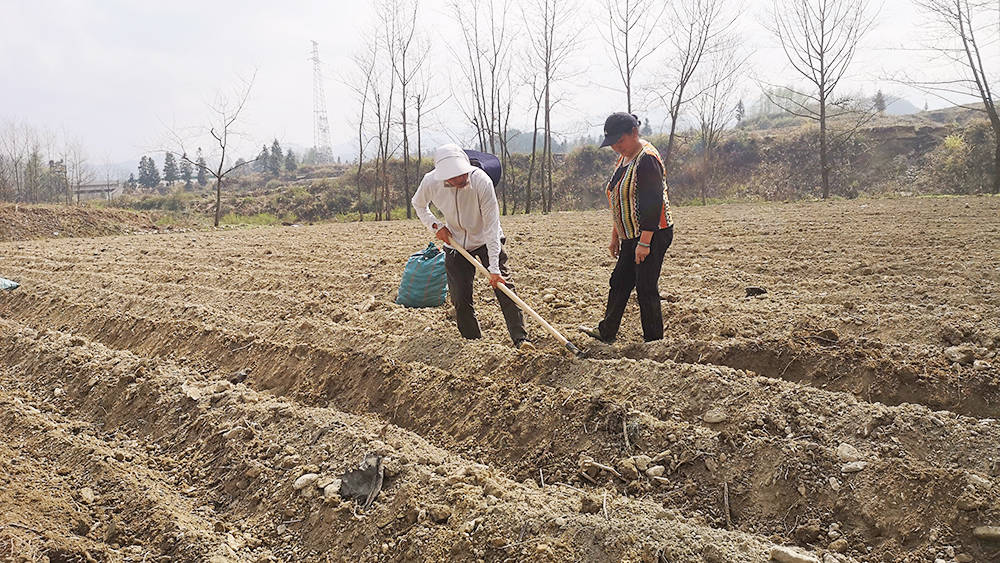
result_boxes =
[310,40,333,162]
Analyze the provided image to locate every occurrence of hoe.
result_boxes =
[445,235,585,358]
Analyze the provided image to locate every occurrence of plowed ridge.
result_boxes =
[1,195,998,562]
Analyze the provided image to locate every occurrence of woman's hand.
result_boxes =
[635,244,650,264]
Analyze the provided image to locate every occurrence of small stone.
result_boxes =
[944,345,975,365]
[794,522,822,543]
[957,495,984,511]
[770,545,819,563]
[633,455,652,472]
[840,461,868,473]
[293,473,319,490]
[618,458,640,481]
[828,477,841,491]
[703,408,728,424]
[974,360,991,371]
[54,387,65,398]
[79,488,96,504]
[542,293,556,303]
[646,465,665,478]
[323,481,342,501]
[828,538,848,552]
[427,504,452,523]
[553,516,567,528]
[836,443,862,463]
[972,526,1000,541]
[956,554,974,562]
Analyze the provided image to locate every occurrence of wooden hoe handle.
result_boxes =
[445,236,583,357]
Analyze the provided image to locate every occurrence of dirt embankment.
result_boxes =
[1,195,998,562]
[0,203,157,242]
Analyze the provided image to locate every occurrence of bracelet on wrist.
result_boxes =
[637,241,650,248]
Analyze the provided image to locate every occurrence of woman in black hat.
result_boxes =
[580,112,674,343]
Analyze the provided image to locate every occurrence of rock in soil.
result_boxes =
[836,443,862,463]
[770,545,819,563]
[702,407,728,424]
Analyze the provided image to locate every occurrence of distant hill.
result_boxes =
[884,95,920,116]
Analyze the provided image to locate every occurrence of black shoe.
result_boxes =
[578,325,607,343]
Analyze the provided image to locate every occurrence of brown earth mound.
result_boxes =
[1,195,998,562]
[0,203,157,242]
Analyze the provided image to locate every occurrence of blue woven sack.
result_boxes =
[396,242,448,308]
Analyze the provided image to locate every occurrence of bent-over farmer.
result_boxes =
[412,143,532,349]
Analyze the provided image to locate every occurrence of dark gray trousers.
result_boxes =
[598,226,673,342]
[444,241,527,344]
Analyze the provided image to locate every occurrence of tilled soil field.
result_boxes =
[1,195,999,563]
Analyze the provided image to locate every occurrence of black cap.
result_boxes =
[599,112,640,147]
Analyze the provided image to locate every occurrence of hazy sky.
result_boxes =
[0,0,976,172]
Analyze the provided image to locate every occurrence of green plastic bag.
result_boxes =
[396,243,448,308]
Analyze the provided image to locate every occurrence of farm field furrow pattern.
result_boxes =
[1,195,999,562]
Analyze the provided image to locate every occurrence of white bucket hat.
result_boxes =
[432,143,476,182]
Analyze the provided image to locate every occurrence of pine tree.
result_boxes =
[256,145,270,174]
[641,121,652,136]
[735,99,745,123]
[127,173,137,191]
[137,156,149,188]
[180,153,193,189]
[147,157,161,187]
[285,149,297,173]
[163,152,179,184]
[196,148,208,187]
[269,139,283,177]
[874,90,886,113]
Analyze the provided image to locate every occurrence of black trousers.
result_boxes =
[444,241,527,344]
[598,226,673,342]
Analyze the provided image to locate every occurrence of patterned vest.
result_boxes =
[606,140,673,240]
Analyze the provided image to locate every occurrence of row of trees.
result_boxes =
[131,150,208,190]
[254,139,298,178]
[340,0,998,220]
[0,122,103,204]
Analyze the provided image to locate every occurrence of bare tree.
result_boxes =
[412,67,449,181]
[169,74,259,226]
[0,122,28,202]
[767,0,877,199]
[64,139,95,205]
[449,0,522,214]
[601,0,666,112]
[908,0,1000,194]
[524,0,580,213]
[523,69,545,214]
[385,0,428,218]
[695,55,744,205]
[658,0,737,169]
[346,42,378,221]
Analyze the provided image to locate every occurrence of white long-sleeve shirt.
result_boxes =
[412,168,504,274]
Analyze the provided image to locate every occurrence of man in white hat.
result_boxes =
[412,143,530,349]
